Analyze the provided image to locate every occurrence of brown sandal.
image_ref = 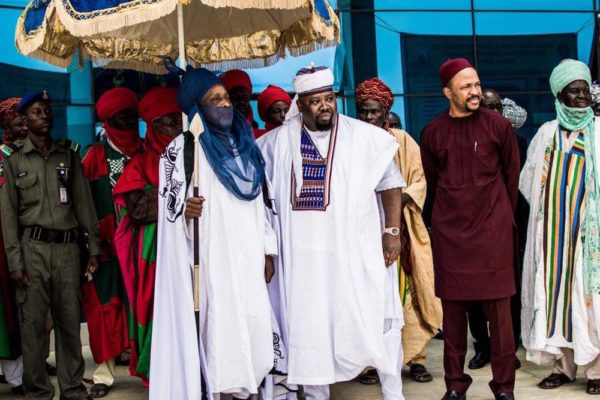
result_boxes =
[357,369,380,385]
[587,379,600,395]
[409,363,433,383]
[538,373,574,389]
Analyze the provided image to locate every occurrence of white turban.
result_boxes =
[292,65,334,96]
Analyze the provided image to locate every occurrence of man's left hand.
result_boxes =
[265,255,275,283]
[85,256,99,279]
[382,234,401,267]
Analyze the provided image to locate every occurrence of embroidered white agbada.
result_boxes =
[520,118,600,366]
[258,114,405,386]
[150,133,277,400]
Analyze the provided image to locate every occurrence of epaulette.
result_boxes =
[57,139,81,153]
[0,142,21,158]
[0,145,13,158]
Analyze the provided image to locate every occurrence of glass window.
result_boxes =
[374,0,471,10]
[475,0,594,11]
[375,11,473,94]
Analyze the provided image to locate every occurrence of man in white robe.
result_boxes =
[258,65,406,400]
[520,59,600,395]
[150,66,278,400]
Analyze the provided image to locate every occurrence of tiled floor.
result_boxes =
[0,334,589,399]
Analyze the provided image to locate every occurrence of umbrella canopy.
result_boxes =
[15,0,340,73]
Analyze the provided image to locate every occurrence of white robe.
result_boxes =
[520,117,600,366]
[258,114,404,386]
[150,134,276,399]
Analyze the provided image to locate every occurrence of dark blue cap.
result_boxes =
[17,91,50,113]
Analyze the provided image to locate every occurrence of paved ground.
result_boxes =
[0,333,590,399]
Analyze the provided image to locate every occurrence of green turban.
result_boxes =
[549,59,591,97]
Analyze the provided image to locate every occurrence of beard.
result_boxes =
[315,112,334,130]
[463,95,480,112]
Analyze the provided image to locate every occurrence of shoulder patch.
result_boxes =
[0,146,13,158]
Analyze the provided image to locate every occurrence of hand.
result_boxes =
[382,233,401,268]
[185,197,205,220]
[264,255,275,283]
[85,256,99,279]
[10,270,30,289]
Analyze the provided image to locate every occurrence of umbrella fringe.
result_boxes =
[24,49,74,69]
[288,39,338,58]
[198,0,306,10]
[53,0,178,37]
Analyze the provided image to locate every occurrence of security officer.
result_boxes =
[0,91,100,400]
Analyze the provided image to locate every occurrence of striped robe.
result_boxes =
[520,118,600,366]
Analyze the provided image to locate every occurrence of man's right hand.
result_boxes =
[10,270,30,289]
[185,196,205,220]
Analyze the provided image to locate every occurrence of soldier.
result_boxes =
[0,91,100,400]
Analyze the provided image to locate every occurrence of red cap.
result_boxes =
[139,87,180,123]
[257,85,291,122]
[96,87,138,122]
[439,58,474,87]
[220,69,252,93]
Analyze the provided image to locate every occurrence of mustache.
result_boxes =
[467,96,480,102]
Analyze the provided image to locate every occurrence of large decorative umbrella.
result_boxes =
[15,0,340,73]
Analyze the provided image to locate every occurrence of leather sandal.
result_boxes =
[409,363,433,383]
[538,373,574,389]
[587,379,600,395]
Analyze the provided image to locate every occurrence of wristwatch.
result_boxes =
[383,227,400,236]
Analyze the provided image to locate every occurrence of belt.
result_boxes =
[28,226,79,244]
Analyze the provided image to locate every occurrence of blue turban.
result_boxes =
[177,66,221,117]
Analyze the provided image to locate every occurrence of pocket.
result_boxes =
[15,173,39,208]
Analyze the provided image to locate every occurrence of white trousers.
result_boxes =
[92,359,116,386]
[0,356,23,387]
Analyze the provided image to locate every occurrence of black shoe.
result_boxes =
[467,352,489,369]
[11,385,25,398]
[441,390,466,400]
[46,362,57,376]
[434,329,444,340]
[494,393,515,400]
[515,357,521,370]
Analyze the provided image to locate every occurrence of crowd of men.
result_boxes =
[0,56,599,400]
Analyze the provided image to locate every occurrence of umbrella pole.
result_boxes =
[177,2,188,129]
[177,3,206,398]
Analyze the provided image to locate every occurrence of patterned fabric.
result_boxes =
[291,127,337,210]
[108,157,125,187]
[355,78,394,111]
[399,260,409,305]
[541,129,586,342]
[0,97,21,127]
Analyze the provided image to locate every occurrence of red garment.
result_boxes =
[139,87,180,167]
[97,87,138,121]
[355,78,394,111]
[442,298,515,393]
[257,85,291,123]
[420,107,519,300]
[104,125,142,159]
[220,69,252,93]
[254,122,278,139]
[80,144,130,363]
[439,58,473,86]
